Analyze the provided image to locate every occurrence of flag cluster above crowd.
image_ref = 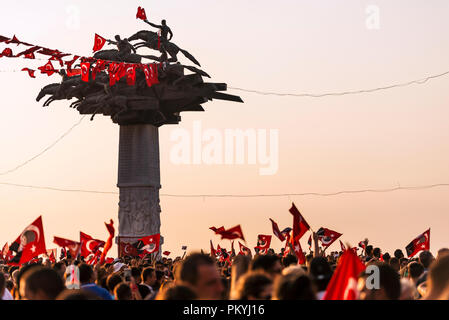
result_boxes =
[0,6,161,87]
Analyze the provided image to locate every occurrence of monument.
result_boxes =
[36,13,243,256]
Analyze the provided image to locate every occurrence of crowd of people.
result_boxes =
[1,239,449,300]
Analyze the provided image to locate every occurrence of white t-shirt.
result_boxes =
[1,289,13,300]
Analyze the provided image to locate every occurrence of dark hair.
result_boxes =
[373,248,381,259]
[282,254,298,268]
[365,245,373,256]
[23,267,65,300]
[57,289,100,300]
[394,249,404,259]
[141,267,155,283]
[114,283,132,300]
[160,285,198,300]
[361,263,401,300]
[15,263,41,299]
[428,255,449,293]
[408,262,424,279]
[131,267,141,280]
[106,274,123,292]
[419,251,434,269]
[178,253,215,286]
[389,257,399,266]
[78,263,94,284]
[250,255,280,274]
[309,257,332,292]
[382,253,391,263]
[237,272,272,300]
[274,274,316,300]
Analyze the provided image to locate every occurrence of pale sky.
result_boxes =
[0,0,448,258]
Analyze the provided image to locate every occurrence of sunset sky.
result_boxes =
[1,0,449,258]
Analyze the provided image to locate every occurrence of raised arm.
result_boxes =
[144,19,162,29]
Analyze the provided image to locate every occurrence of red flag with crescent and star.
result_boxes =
[406,229,430,258]
[38,60,57,76]
[269,218,285,242]
[80,232,105,258]
[136,6,147,20]
[323,249,366,300]
[238,241,251,256]
[53,236,81,258]
[21,68,36,78]
[80,62,90,82]
[219,225,245,241]
[316,227,342,248]
[255,235,272,255]
[8,216,47,265]
[93,33,107,52]
[119,241,139,257]
[289,203,310,243]
[136,234,160,254]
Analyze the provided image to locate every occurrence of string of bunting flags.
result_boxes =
[0,33,161,87]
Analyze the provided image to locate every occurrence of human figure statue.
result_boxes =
[107,35,136,61]
[143,19,173,51]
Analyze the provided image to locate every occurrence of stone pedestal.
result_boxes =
[116,125,163,254]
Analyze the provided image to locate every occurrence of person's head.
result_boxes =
[177,253,224,300]
[365,245,373,257]
[399,257,409,269]
[106,274,123,293]
[131,267,141,284]
[235,272,273,300]
[141,267,156,286]
[358,263,401,300]
[394,249,404,260]
[157,285,198,300]
[53,262,66,279]
[308,257,332,292]
[408,262,424,281]
[426,255,449,299]
[114,35,121,41]
[437,248,449,260]
[114,282,132,300]
[282,254,298,268]
[20,267,65,300]
[161,19,166,25]
[14,263,40,299]
[389,257,400,272]
[382,253,391,264]
[273,273,315,300]
[250,255,282,279]
[419,251,434,269]
[78,263,95,284]
[57,289,100,300]
[373,248,381,259]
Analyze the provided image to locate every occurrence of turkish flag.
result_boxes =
[80,232,105,258]
[119,242,139,257]
[67,69,81,77]
[93,33,107,52]
[86,250,102,265]
[219,225,245,241]
[9,216,47,265]
[163,251,171,256]
[255,235,272,255]
[210,240,216,257]
[80,62,90,82]
[100,220,115,264]
[135,234,160,254]
[340,240,346,251]
[323,249,366,300]
[65,55,80,72]
[53,237,82,259]
[358,241,366,250]
[15,46,40,58]
[47,249,56,263]
[6,35,21,45]
[125,64,136,85]
[238,241,251,256]
[289,203,310,243]
[0,48,13,58]
[21,68,36,78]
[136,6,147,20]
[269,218,285,242]
[210,226,225,234]
[38,60,57,76]
[406,229,430,258]
[292,238,306,264]
[316,227,342,248]
[141,63,159,87]
[92,59,107,80]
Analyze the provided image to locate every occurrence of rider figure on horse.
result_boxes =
[143,19,173,51]
[107,35,136,61]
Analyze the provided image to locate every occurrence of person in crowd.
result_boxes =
[78,263,113,300]
[156,285,198,300]
[139,267,157,299]
[250,254,282,280]
[422,255,449,300]
[282,254,298,268]
[308,257,333,299]
[114,282,132,300]
[177,253,224,300]
[416,251,435,286]
[273,272,316,300]
[408,262,425,288]
[389,257,400,272]
[437,248,449,260]
[394,249,405,260]
[234,272,273,300]
[19,267,65,300]
[358,262,401,300]
[106,273,123,295]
